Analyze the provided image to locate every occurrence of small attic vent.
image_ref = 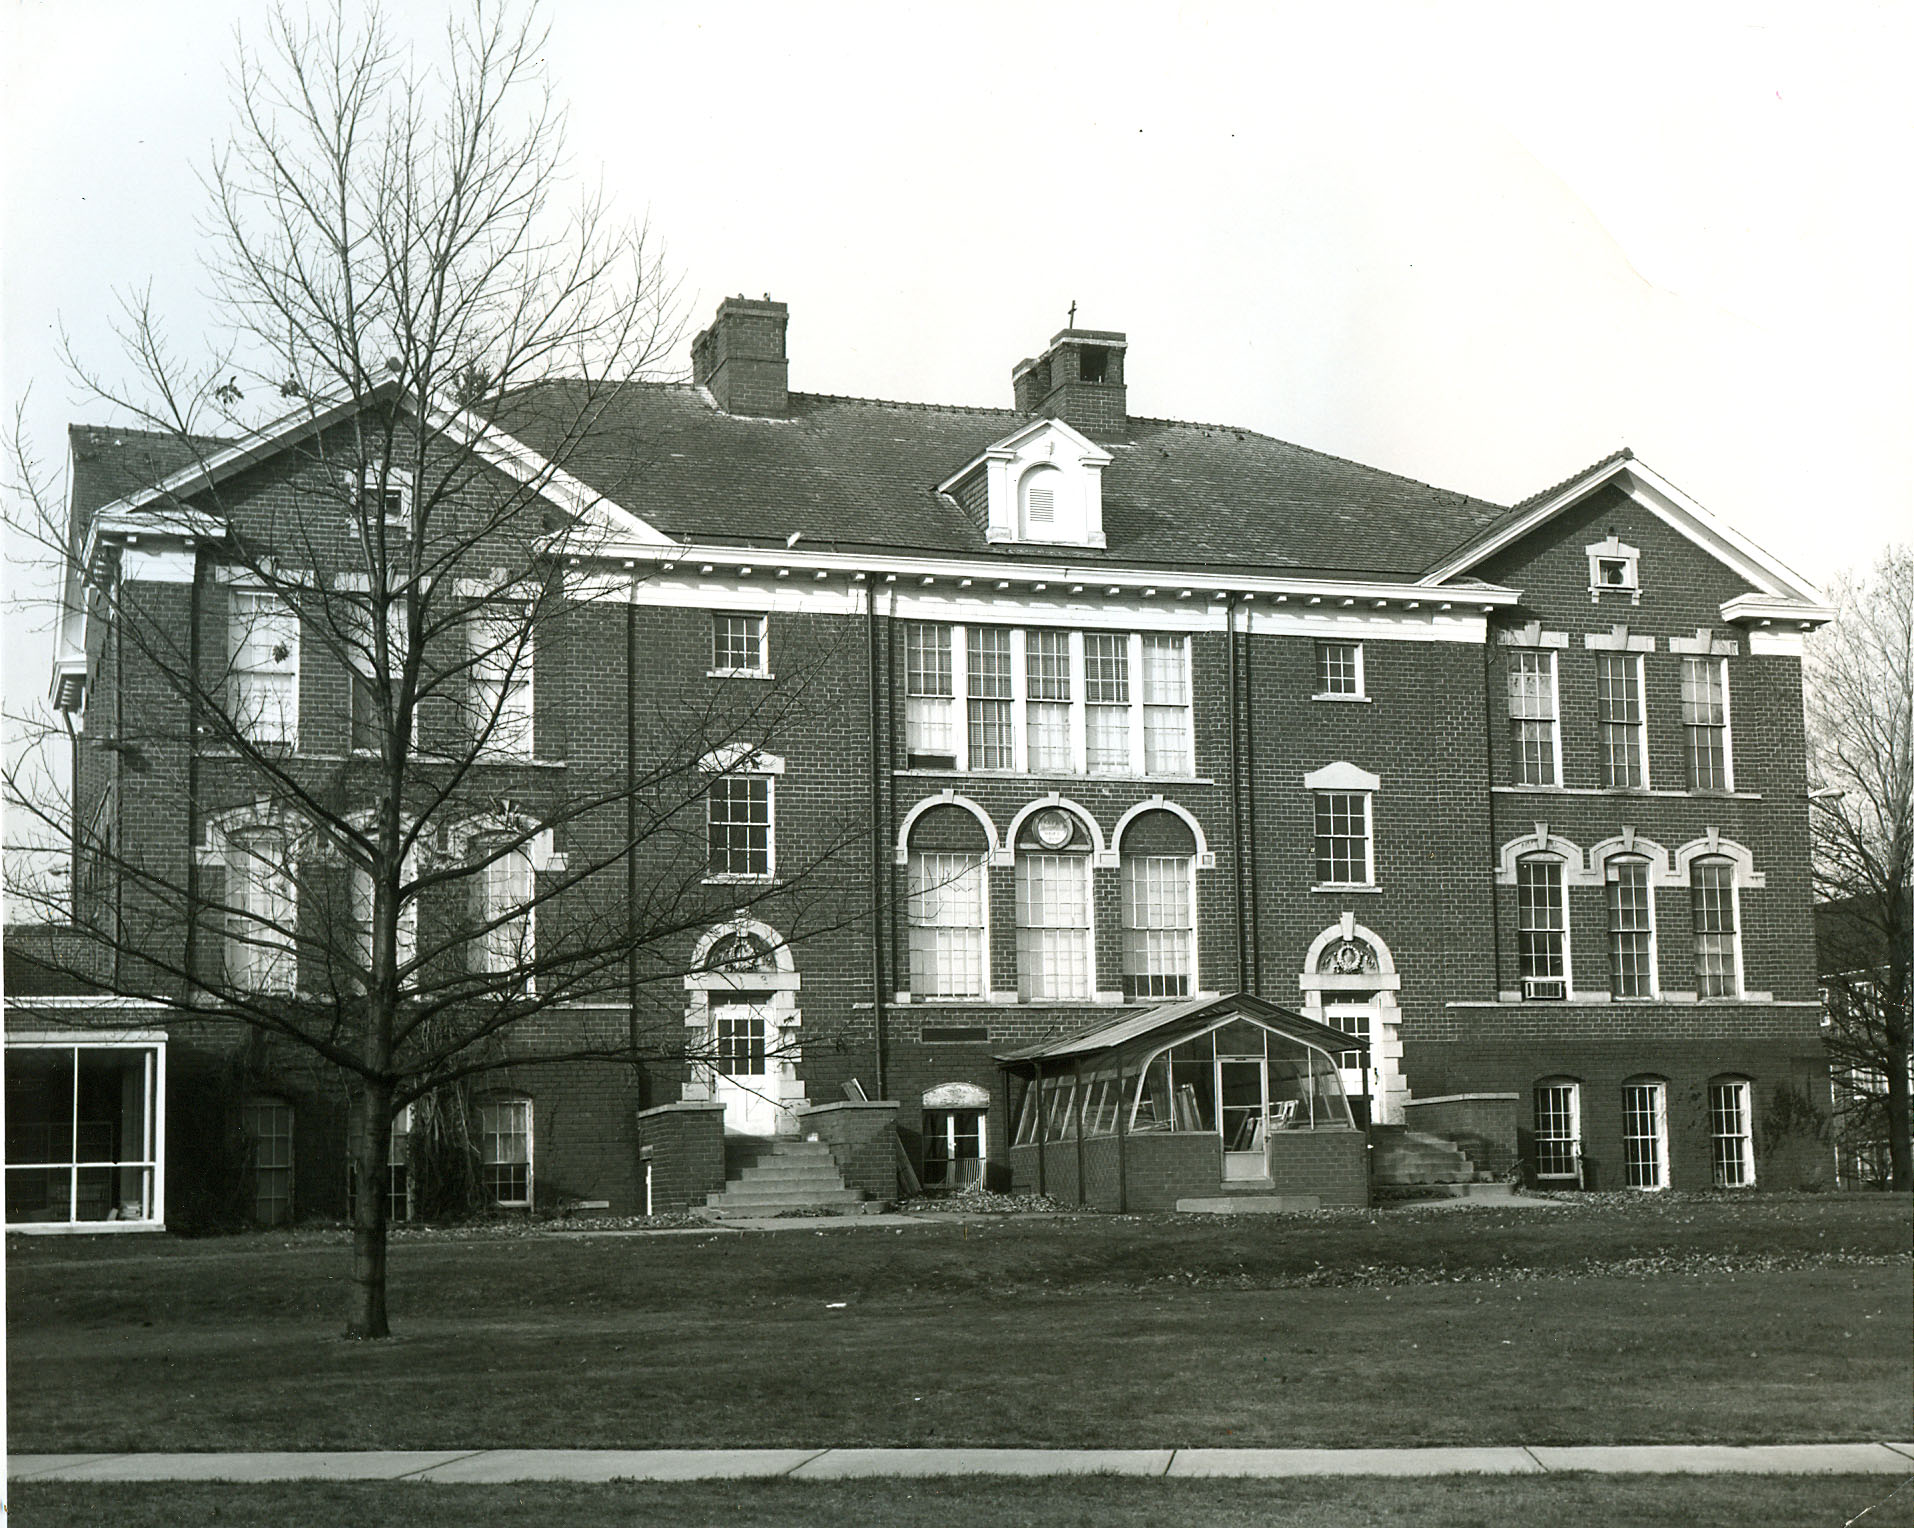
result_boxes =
[1027,486,1055,524]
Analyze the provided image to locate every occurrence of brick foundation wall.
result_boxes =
[634,1102,726,1213]
[798,1100,900,1203]
[1401,1093,1519,1176]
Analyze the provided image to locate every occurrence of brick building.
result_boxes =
[5,295,1836,1229]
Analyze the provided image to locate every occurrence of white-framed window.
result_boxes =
[226,829,297,994]
[968,626,1015,770]
[1586,535,1642,600]
[1140,636,1192,776]
[1314,640,1364,698]
[361,462,413,536]
[3,1040,165,1228]
[1691,859,1741,997]
[905,622,957,768]
[1605,857,1655,999]
[468,606,533,760]
[1083,632,1130,775]
[715,1009,767,1076]
[473,843,535,977]
[1595,653,1647,789]
[711,613,768,677]
[1122,853,1193,999]
[1682,657,1732,791]
[1516,856,1568,999]
[345,1104,413,1225]
[229,591,300,747]
[347,597,408,755]
[478,1094,532,1207]
[922,1108,986,1190]
[1015,812,1093,1000]
[1507,650,1559,787]
[1025,628,1073,773]
[903,624,1193,780]
[1621,1079,1669,1189]
[351,859,419,982]
[1313,792,1373,887]
[907,851,988,998]
[1533,1079,1582,1182]
[1709,1078,1755,1188]
[707,774,774,880]
[243,1094,294,1227]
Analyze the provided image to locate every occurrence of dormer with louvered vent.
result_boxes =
[938,416,1113,549]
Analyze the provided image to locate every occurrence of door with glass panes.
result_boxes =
[1216,1022,1270,1179]
[1321,999,1376,1128]
[710,998,780,1136]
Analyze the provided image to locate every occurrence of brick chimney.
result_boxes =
[1012,328,1127,436]
[691,296,789,416]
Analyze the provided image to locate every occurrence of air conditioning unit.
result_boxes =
[1523,978,1567,1001]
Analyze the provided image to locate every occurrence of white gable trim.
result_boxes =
[1423,455,1828,610]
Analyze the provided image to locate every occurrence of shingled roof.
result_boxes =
[496,381,1513,580]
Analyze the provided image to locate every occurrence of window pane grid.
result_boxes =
[480,1098,530,1206]
[1709,1080,1753,1187]
[1596,654,1644,788]
[1691,861,1738,997]
[1534,1083,1580,1178]
[1141,637,1190,775]
[1606,860,1653,997]
[1016,852,1091,1000]
[1508,651,1557,785]
[1314,793,1370,885]
[1316,641,1360,695]
[907,853,987,997]
[712,614,763,672]
[1517,859,1566,985]
[230,592,298,744]
[1621,1084,1665,1188]
[1122,855,1192,999]
[1683,658,1729,789]
[967,628,1013,770]
[707,777,771,877]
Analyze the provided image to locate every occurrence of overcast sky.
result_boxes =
[4,1,1910,738]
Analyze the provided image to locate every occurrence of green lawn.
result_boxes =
[12,1475,1912,1528]
[10,1195,1910,1453]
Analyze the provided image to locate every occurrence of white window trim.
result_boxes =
[1013,820,1099,1002]
[1621,1079,1671,1190]
[705,772,778,884]
[351,855,420,982]
[1310,790,1375,890]
[1506,648,1563,788]
[469,605,535,761]
[1709,1078,1756,1189]
[2,1036,167,1232]
[226,829,298,994]
[1604,856,1660,1000]
[709,611,771,679]
[472,842,537,986]
[361,462,414,536]
[1690,860,1745,1000]
[1312,639,1367,701]
[1595,651,1651,791]
[1533,1078,1583,1182]
[228,590,300,749]
[1119,848,1199,1000]
[1585,534,1642,602]
[908,623,1194,781]
[1682,655,1736,792]
[478,1094,534,1209]
[905,848,991,1001]
[1515,853,1574,1001]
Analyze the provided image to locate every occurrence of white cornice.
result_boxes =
[1719,593,1834,629]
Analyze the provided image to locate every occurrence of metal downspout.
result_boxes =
[865,577,888,1098]
[1226,594,1248,992]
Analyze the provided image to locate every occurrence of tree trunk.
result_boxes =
[347,1076,394,1339]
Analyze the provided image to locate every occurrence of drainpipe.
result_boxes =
[626,582,641,1089]
[865,577,888,1098]
[1241,601,1262,995]
[1481,635,1504,996]
[1225,595,1248,992]
[183,550,208,990]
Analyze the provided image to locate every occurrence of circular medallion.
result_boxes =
[1033,808,1075,849]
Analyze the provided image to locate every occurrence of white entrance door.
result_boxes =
[1322,999,1377,1123]
[710,999,780,1136]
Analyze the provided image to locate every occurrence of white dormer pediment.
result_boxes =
[940,417,1112,549]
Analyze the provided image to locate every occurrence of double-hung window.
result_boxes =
[469,607,533,759]
[243,1095,294,1226]
[1024,629,1072,773]
[1533,1080,1582,1182]
[1140,637,1192,775]
[1313,793,1372,887]
[478,1095,532,1207]
[1507,650,1558,786]
[711,613,767,677]
[1016,831,1092,1001]
[1122,854,1193,999]
[1083,633,1131,775]
[1622,1080,1669,1189]
[1516,857,1567,999]
[1691,859,1740,997]
[1682,657,1731,790]
[1709,1079,1755,1187]
[230,591,299,747]
[904,623,957,768]
[474,843,535,978]
[348,597,407,755]
[907,852,988,998]
[1315,641,1363,698]
[1595,653,1646,788]
[351,859,419,984]
[967,627,1015,770]
[1606,858,1654,998]
[226,829,296,994]
[707,775,773,880]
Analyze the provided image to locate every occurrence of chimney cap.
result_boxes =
[1049,327,1127,348]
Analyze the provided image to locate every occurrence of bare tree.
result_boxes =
[4,1,855,1336]
[1807,545,1913,1192]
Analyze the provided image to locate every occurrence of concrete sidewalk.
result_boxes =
[13,1443,1914,1482]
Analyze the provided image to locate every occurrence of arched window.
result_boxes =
[226,829,296,994]
[1019,465,1063,538]
[1119,809,1196,1000]
[1532,1078,1582,1185]
[906,805,990,999]
[243,1094,294,1226]
[478,1094,533,1208]
[1604,856,1654,998]
[1690,858,1740,997]
[1709,1077,1755,1188]
[1516,856,1568,1000]
[704,931,777,973]
[1015,806,1093,1000]
[1621,1077,1670,1190]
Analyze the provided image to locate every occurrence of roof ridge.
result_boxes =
[1508,447,1634,512]
[787,389,1023,418]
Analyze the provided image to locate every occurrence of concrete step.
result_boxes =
[1177,1195,1322,1214]
[702,1136,869,1215]
[693,1198,870,1219]
[707,1184,865,1205]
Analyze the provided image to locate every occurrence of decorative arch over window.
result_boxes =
[439,813,563,873]
[1112,796,1216,870]
[194,799,313,866]
[1117,806,1200,1000]
[1004,795,1109,865]
[1494,823,1588,885]
[894,791,1001,866]
[688,914,799,990]
[923,1081,991,1110]
[1586,829,1673,885]
[1299,914,1402,993]
[1669,831,1765,888]
[1010,798,1100,1001]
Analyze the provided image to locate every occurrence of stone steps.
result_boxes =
[697,1136,869,1220]
[1371,1127,1480,1186]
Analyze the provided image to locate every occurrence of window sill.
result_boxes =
[707,669,773,681]
[1311,693,1371,703]
[1493,784,1761,800]
[704,873,779,886]
[894,767,1215,786]
[1311,883,1379,894]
